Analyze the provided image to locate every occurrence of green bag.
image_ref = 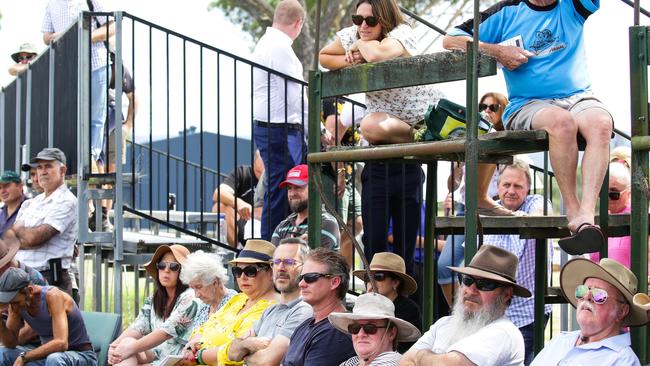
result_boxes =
[423,99,493,141]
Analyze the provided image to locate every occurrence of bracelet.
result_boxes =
[196,348,205,365]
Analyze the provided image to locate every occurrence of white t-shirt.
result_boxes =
[411,316,525,366]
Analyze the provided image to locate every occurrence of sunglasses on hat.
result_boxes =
[351,15,379,27]
[298,272,332,284]
[232,264,268,278]
[157,261,181,272]
[478,103,501,113]
[458,274,504,291]
[348,322,388,335]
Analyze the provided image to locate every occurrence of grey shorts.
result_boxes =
[505,92,612,131]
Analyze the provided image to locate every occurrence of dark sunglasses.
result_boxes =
[608,190,627,200]
[575,284,610,305]
[351,15,379,27]
[232,265,267,278]
[298,272,332,284]
[363,271,390,283]
[458,274,504,292]
[272,258,302,267]
[478,103,501,113]
[17,55,35,62]
[348,322,388,335]
[157,261,181,272]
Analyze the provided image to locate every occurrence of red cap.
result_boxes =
[279,164,309,188]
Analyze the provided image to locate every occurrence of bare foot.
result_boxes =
[567,213,596,234]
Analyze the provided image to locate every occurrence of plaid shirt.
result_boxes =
[42,0,109,70]
[483,194,553,328]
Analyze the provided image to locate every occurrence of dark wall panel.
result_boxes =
[53,26,79,174]
[3,82,17,172]
[29,51,51,156]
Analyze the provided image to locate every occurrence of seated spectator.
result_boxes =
[108,245,197,365]
[222,238,313,365]
[329,293,421,365]
[399,245,529,366]
[271,164,340,249]
[353,252,422,353]
[282,248,356,365]
[8,148,77,295]
[179,250,237,328]
[610,145,631,169]
[0,172,27,237]
[186,240,278,366]
[214,150,264,248]
[8,43,37,76]
[0,233,46,285]
[531,258,648,365]
[0,268,96,365]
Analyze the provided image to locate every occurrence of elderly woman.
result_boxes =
[179,250,237,328]
[108,245,197,366]
[329,293,420,365]
[353,252,421,353]
[182,240,278,366]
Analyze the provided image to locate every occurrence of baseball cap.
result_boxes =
[20,163,36,172]
[0,171,21,184]
[279,164,308,188]
[0,267,30,303]
[30,147,66,165]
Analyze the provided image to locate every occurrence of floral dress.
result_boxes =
[336,24,444,125]
[130,288,198,365]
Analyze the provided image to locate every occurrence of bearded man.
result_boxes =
[400,245,529,366]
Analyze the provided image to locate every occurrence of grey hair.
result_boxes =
[278,237,310,262]
[498,157,532,189]
[179,250,229,286]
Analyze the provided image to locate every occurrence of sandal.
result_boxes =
[558,223,605,255]
[477,204,515,216]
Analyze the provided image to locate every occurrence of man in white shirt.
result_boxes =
[251,0,308,241]
[400,245,528,366]
[4,148,78,296]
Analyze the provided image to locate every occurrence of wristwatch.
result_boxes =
[19,352,26,362]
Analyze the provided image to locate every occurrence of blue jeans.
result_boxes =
[253,124,305,240]
[438,204,465,284]
[90,66,110,161]
[520,314,549,366]
[0,347,97,366]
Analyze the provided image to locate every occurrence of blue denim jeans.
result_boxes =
[0,347,97,366]
[90,66,110,161]
[437,203,465,284]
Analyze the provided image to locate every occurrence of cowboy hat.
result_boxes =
[229,239,275,265]
[328,293,421,342]
[353,252,417,296]
[449,245,532,298]
[144,245,190,278]
[560,258,648,327]
[0,232,20,269]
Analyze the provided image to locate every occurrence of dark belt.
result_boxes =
[253,120,303,131]
[69,343,93,352]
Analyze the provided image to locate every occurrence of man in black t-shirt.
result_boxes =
[213,151,264,247]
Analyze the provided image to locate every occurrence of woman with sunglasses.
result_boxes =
[182,240,278,366]
[108,245,198,366]
[329,293,420,365]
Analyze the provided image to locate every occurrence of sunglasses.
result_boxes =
[458,274,504,292]
[348,322,388,335]
[157,261,181,272]
[232,265,268,278]
[363,271,391,283]
[17,55,35,62]
[298,272,332,284]
[608,189,627,200]
[351,15,379,27]
[272,258,302,267]
[478,103,501,113]
[575,284,610,304]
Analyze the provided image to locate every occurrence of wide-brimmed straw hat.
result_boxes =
[229,239,274,265]
[633,293,650,324]
[144,245,190,278]
[353,252,417,296]
[0,233,20,269]
[449,245,532,298]
[328,293,421,342]
[560,258,648,327]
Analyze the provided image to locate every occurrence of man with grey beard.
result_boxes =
[270,164,340,249]
[226,238,313,366]
[400,245,529,366]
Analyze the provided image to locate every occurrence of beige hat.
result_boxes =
[11,43,37,63]
[328,293,421,342]
[229,239,275,265]
[450,245,531,298]
[353,252,417,296]
[144,245,190,278]
[560,258,648,327]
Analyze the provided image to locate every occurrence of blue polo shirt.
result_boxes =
[282,316,355,366]
[0,195,27,237]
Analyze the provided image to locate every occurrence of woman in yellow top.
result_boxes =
[182,240,278,366]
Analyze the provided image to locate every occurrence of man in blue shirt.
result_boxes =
[0,172,27,237]
[531,257,648,365]
[443,0,611,254]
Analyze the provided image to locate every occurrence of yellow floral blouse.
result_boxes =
[192,292,275,366]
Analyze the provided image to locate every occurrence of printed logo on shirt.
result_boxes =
[528,29,566,56]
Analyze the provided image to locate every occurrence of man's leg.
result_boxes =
[390,163,423,275]
[361,162,390,264]
[0,347,23,366]
[90,66,110,168]
[44,350,97,366]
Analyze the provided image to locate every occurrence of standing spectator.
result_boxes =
[271,165,340,250]
[20,164,44,197]
[8,43,37,76]
[0,172,27,237]
[252,0,308,241]
[6,148,77,296]
[42,0,114,173]
[443,0,613,254]
[282,248,356,365]
[213,151,264,248]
